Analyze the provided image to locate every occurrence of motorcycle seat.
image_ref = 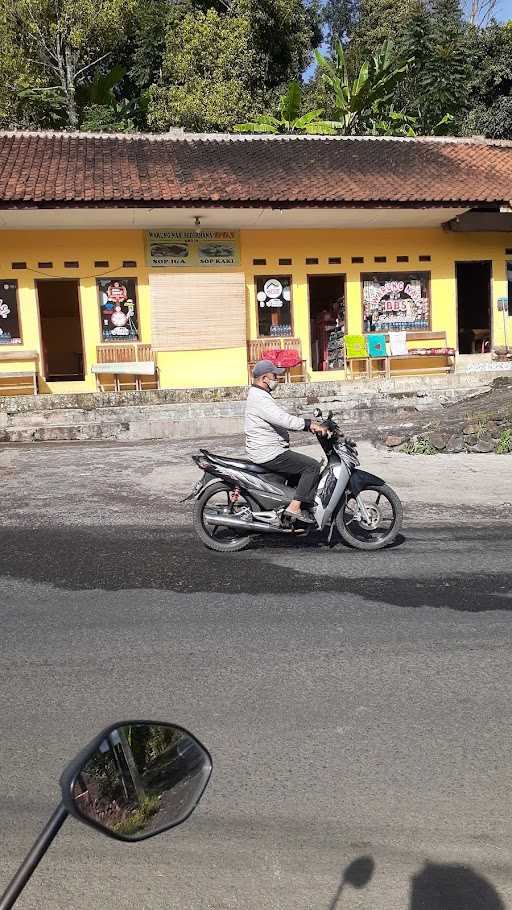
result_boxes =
[200,450,269,474]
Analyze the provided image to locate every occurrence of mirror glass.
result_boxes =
[71,723,211,840]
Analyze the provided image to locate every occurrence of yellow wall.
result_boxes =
[0,225,510,393]
[243,227,512,378]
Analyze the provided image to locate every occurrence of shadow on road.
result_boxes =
[410,862,505,909]
[327,858,505,909]
[1,525,511,611]
[328,856,375,908]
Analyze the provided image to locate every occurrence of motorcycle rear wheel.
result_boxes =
[193,482,256,552]
[336,483,402,551]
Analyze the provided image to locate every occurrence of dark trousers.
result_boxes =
[262,449,321,506]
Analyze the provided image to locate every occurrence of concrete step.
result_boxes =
[0,372,508,444]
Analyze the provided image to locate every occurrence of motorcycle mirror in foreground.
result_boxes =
[0,721,212,910]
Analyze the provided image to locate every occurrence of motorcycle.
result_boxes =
[0,720,212,910]
[187,408,403,553]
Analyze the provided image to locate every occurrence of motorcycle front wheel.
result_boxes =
[193,482,256,552]
[336,484,403,551]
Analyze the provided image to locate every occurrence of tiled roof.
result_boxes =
[0,131,511,208]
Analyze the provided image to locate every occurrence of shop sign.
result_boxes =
[0,280,22,344]
[146,230,240,267]
[97,278,139,341]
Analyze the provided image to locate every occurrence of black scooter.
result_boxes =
[0,720,212,910]
[187,409,403,553]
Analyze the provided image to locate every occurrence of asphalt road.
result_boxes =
[1,437,512,910]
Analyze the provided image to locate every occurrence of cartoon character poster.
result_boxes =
[0,280,22,344]
[97,278,139,342]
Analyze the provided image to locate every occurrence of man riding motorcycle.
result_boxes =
[245,360,326,525]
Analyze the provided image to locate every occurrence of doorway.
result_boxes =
[36,280,84,381]
[455,262,492,354]
[308,275,345,371]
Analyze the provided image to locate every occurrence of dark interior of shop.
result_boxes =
[456,261,492,354]
[36,279,85,380]
[308,274,345,371]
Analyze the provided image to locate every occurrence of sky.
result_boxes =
[467,0,512,20]
[498,0,512,18]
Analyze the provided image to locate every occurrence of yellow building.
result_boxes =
[0,130,511,395]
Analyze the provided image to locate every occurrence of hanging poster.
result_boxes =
[0,280,22,344]
[256,275,293,337]
[362,272,431,332]
[97,278,139,342]
[146,230,240,267]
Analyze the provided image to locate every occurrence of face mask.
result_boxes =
[266,378,279,392]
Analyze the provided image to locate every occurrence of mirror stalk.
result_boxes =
[0,803,69,910]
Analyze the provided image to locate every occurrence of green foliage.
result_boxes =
[234,0,322,93]
[78,65,147,133]
[3,0,512,138]
[112,795,160,836]
[348,0,417,66]
[234,80,338,133]
[315,38,412,134]
[323,0,358,47]
[460,21,512,138]
[397,0,470,133]
[147,8,255,132]
[496,429,512,454]
[401,436,438,455]
[147,0,321,133]
[2,0,135,128]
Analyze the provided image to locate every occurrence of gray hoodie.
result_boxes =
[245,385,307,464]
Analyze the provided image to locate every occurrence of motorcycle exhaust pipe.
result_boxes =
[204,513,291,534]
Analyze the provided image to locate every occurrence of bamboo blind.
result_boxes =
[149,272,247,351]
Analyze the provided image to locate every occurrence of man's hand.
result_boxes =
[310,421,328,435]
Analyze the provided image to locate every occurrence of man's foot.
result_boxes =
[283,508,315,526]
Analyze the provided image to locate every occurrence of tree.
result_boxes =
[469,0,498,27]
[78,65,148,132]
[397,0,470,133]
[147,0,321,132]
[315,38,413,134]
[234,0,322,95]
[461,20,512,137]
[348,0,417,66]
[234,80,338,133]
[323,0,359,47]
[2,0,134,129]
[147,8,255,132]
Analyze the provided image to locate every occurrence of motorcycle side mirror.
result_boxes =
[0,721,212,910]
[60,721,212,842]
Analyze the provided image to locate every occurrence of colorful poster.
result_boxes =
[0,280,22,344]
[97,278,139,342]
[146,230,240,267]
[362,272,430,332]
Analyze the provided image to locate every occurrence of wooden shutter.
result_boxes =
[150,272,247,351]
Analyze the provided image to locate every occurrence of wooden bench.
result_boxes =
[345,332,455,380]
[247,338,307,383]
[92,344,159,392]
[386,331,455,377]
[0,350,39,396]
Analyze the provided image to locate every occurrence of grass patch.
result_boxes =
[497,429,512,454]
[401,436,438,455]
[113,795,160,836]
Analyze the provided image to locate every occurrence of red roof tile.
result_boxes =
[0,131,511,208]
